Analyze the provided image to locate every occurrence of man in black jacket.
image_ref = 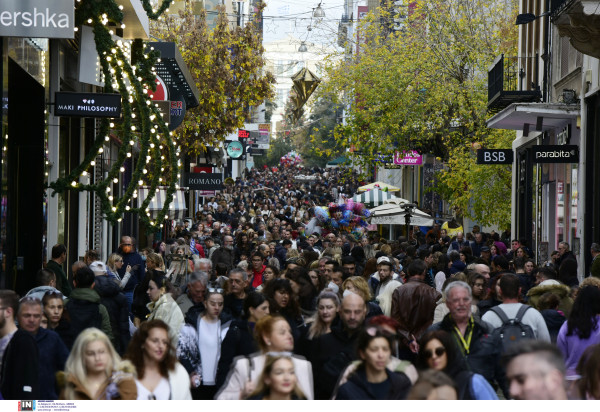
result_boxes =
[310,293,367,399]
[0,290,39,400]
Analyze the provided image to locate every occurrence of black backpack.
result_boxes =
[490,305,535,352]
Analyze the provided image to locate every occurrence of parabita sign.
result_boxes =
[0,0,74,39]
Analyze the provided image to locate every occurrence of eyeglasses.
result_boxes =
[44,290,64,298]
[424,347,446,359]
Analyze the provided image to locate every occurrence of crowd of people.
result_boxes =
[1,165,599,401]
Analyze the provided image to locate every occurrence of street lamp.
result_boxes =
[298,41,308,53]
[515,11,550,25]
[401,203,416,241]
[313,3,325,18]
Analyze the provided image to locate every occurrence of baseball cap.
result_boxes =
[377,256,391,265]
[480,246,490,252]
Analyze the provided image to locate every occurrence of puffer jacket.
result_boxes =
[390,278,441,340]
[146,293,184,347]
[428,314,508,398]
[527,281,574,318]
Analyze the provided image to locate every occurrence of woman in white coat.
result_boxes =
[215,315,314,400]
[146,273,184,347]
[125,319,192,400]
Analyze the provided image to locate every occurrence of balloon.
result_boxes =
[363,209,371,218]
[343,210,353,220]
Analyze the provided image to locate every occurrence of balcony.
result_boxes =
[487,55,542,114]
[552,0,600,58]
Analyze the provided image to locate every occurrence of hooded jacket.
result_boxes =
[33,327,69,400]
[25,285,63,301]
[64,288,113,348]
[527,281,574,318]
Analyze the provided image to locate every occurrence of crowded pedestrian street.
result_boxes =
[1,0,600,405]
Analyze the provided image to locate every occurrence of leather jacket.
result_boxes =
[390,278,441,340]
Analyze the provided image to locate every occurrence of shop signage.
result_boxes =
[226,141,245,159]
[476,149,513,164]
[0,0,74,39]
[184,173,223,190]
[532,145,579,163]
[238,129,250,139]
[557,125,571,145]
[54,92,121,118]
[394,151,422,165]
[168,89,186,131]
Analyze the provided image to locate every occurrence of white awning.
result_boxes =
[137,186,187,221]
[486,103,579,131]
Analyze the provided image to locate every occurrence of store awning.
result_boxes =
[148,42,200,109]
[353,188,396,207]
[138,186,187,221]
[486,102,580,132]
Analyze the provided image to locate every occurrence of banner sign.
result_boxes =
[226,141,245,159]
[476,149,513,164]
[0,0,74,39]
[394,151,422,165]
[184,173,223,190]
[532,145,579,163]
[238,129,250,139]
[55,92,121,118]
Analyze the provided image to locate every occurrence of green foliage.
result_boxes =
[253,135,292,168]
[49,0,178,231]
[319,0,518,227]
[151,5,276,156]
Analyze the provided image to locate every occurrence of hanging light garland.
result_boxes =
[49,0,178,231]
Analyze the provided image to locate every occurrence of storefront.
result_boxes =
[487,102,580,266]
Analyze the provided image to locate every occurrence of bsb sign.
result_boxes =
[54,92,122,118]
[0,0,74,39]
[476,149,513,165]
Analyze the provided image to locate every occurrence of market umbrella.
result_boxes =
[357,181,401,192]
[370,198,434,226]
[352,188,395,208]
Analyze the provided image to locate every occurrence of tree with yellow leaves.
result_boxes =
[151,5,275,155]
[318,0,518,227]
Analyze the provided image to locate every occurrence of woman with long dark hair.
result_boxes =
[334,326,412,400]
[417,330,497,400]
[262,278,306,346]
[286,267,318,316]
[557,285,600,378]
[125,319,191,400]
[216,292,270,389]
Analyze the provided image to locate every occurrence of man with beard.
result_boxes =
[211,235,235,271]
[116,235,145,310]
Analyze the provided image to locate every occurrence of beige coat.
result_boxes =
[147,293,184,347]
[215,352,314,400]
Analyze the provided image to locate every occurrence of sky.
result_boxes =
[261,0,346,48]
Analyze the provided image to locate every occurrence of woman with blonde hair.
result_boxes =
[342,276,384,318]
[307,291,340,340]
[246,355,307,400]
[60,328,137,400]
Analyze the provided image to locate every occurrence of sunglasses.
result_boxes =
[424,347,446,359]
[20,296,42,303]
[208,287,224,294]
[44,290,64,298]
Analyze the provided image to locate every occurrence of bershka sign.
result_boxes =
[184,173,223,191]
[476,149,513,165]
[532,145,579,163]
[0,0,74,39]
[54,92,121,118]
[394,151,422,165]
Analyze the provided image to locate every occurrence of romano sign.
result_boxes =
[184,173,223,191]
[55,92,122,118]
[0,0,74,39]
